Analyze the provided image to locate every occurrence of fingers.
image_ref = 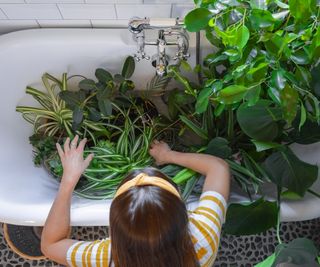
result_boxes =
[84,153,94,168]
[77,138,87,152]
[70,135,79,150]
[64,137,70,153]
[56,143,64,159]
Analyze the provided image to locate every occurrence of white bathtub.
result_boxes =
[0,28,319,226]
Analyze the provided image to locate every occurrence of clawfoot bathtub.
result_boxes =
[0,29,319,227]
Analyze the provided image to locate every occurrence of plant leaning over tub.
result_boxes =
[164,0,320,251]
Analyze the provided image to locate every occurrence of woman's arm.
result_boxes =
[41,135,93,265]
[149,141,230,200]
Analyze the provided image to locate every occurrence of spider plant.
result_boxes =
[16,73,109,144]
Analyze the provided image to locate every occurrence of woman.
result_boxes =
[41,135,230,267]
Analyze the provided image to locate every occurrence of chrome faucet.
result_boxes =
[128,17,190,76]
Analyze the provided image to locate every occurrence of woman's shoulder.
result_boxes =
[66,238,111,267]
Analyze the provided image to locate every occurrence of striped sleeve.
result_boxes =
[66,239,111,267]
[188,191,227,267]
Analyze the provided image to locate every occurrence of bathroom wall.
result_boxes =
[0,0,194,35]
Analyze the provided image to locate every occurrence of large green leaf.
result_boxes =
[179,115,208,140]
[98,98,112,116]
[311,63,320,97]
[121,56,135,79]
[263,147,318,196]
[270,69,286,90]
[184,8,212,32]
[249,9,276,29]
[216,85,248,104]
[205,137,232,158]
[236,100,282,141]
[251,140,281,152]
[250,0,267,10]
[288,120,320,144]
[272,238,319,267]
[59,90,86,109]
[224,198,278,235]
[289,0,316,22]
[79,79,96,91]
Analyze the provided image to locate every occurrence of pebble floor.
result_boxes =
[1,218,320,267]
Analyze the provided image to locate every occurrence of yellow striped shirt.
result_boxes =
[66,191,227,267]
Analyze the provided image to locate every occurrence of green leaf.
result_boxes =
[280,83,299,125]
[249,9,276,29]
[119,80,135,94]
[179,115,208,140]
[98,98,112,116]
[59,90,86,109]
[298,101,307,131]
[255,254,276,267]
[289,120,320,144]
[290,49,311,65]
[79,79,96,91]
[250,0,267,10]
[196,86,213,114]
[95,68,113,84]
[204,53,228,66]
[88,107,101,122]
[224,198,278,235]
[216,85,248,104]
[272,238,319,267]
[311,63,320,97]
[236,100,282,141]
[121,56,135,79]
[281,190,302,200]
[72,106,83,125]
[295,66,312,87]
[244,85,261,106]
[270,69,286,90]
[184,8,212,32]
[180,60,192,72]
[263,147,318,196]
[251,140,281,152]
[205,137,232,158]
[114,74,125,83]
[289,0,316,22]
[236,25,250,50]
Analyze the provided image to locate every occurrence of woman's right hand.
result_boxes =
[149,140,172,165]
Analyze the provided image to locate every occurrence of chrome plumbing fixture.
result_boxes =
[128,17,190,76]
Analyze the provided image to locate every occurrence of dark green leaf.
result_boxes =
[280,84,299,125]
[88,107,101,122]
[289,120,320,144]
[196,87,213,114]
[298,101,307,131]
[224,198,278,235]
[179,115,208,140]
[79,79,96,91]
[236,100,282,141]
[249,9,276,29]
[214,103,225,117]
[311,64,320,97]
[205,137,232,158]
[204,53,228,66]
[121,56,135,79]
[263,147,318,196]
[252,140,281,152]
[119,80,135,94]
[59,90,86,109]
[95,68,113,84]
[72,106,83,131]
[295,66,312,87]
[184,8,212,32]
[114,74,125,83]
[272,238,319,267]
[98,98,112,116]
[216,85,248,104]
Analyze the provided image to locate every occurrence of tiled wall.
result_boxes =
[0,0,194,35]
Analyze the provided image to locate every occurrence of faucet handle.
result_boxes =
[173,51,190,61]
[133,51,150,61]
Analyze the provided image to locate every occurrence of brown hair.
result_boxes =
[109,167,199,267]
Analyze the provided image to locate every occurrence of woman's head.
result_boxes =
[109,167,199,267]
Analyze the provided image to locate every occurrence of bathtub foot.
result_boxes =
[3,224,72,261]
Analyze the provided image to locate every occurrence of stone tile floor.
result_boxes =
[1,218,320,267]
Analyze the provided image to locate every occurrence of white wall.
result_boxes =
[0,0,194,34]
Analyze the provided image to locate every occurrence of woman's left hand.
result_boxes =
[56,135,94,189]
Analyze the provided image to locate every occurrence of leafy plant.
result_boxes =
[162,0,320,236]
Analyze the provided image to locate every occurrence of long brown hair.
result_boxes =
[109,167,199,267]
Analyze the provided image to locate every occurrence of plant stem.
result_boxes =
[227,108,234,140]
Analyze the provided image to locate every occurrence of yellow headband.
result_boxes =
[114,173,181,199]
